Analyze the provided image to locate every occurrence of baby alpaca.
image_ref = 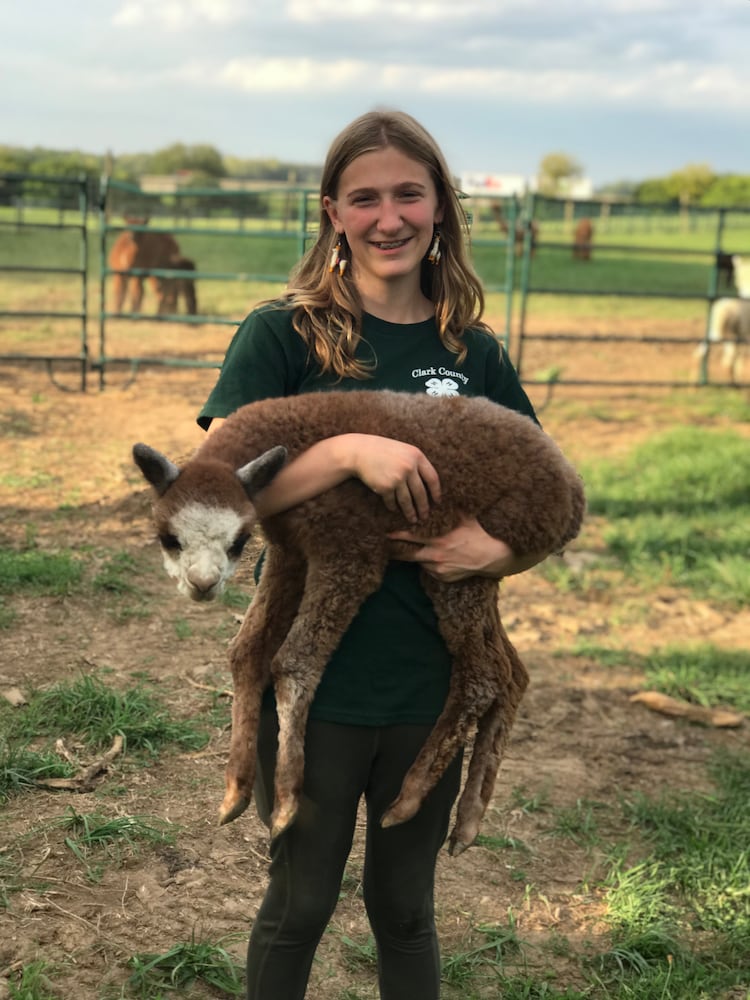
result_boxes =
[109,222,198,316]
[134,391,585,854]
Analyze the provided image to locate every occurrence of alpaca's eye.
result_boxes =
[159,532,182,552]
[228,532,250,559]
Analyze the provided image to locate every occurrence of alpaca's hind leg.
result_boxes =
[219,545,305,825]
[381,578,500,830]
[182,277,197,315]
[270,553,386,840]
[449,627,529,855]
[721,339,739,383]
[112,273,126,313]
[693,340,710,383]
[129,276,144,312]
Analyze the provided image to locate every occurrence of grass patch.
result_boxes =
[619,752,750,936]
[61,806,178,878]
[0,547,84,595]
[551,799,605,847]
[474,833,530,854]
[642,645,750,713]
[0,675,210,802]
[126,937,244,997]
[4,673,209,753]
[441,917,522,989]
[579,427,750,604]
[0,543,153,626]
[593,750,750,997]
[0,741,76,803]
[567,641,750,713]
[447,741,750,998]
[5,960,60,999]
[339,934,378,972]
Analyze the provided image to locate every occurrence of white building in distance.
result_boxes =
[461,171,594,200]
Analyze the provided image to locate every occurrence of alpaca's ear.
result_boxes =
[236,446,288,498]
[133,443,181,496]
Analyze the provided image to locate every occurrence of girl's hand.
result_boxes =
[389,516,548,582]
[249,432,439,522]
[342,434,441,523]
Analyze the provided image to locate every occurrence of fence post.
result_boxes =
[514,192,536,377]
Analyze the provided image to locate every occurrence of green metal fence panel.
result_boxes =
[0,173,89,390]
[1,173,747,392]
[513,194,749,390]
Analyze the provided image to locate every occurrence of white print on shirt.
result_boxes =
[411,367,469,395]
[425,377,460,397]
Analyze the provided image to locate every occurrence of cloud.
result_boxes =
[219,57,368,93]
[204,52,749,115]
[113,0,245,29]
[4,0,748,183]
[285,0,496,22]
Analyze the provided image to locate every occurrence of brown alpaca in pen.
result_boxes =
[572,217,594,260]
[134,390,585,855]
[109,218,198,315]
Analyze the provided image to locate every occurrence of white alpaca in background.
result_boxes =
[696,255,750,383]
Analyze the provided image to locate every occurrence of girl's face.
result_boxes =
[323,145,443,297]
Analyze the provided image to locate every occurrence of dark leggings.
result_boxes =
[246,706,463,1000]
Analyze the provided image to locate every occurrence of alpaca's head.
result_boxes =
[133,443,287,602]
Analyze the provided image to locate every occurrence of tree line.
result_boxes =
[1,142,749,210]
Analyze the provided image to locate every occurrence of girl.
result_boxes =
[198,109,548,1000]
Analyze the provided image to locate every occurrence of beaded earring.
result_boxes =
[427,229,442,265]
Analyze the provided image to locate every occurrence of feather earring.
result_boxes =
[328,238,348,276]
[427,229,442,265]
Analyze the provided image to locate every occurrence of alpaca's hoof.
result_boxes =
[269,800,298,840]
[380,794,420,829]
[448,835,471,857]
[218,791,250,826]
[448,822,478,856]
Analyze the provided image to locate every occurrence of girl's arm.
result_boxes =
[208,420,440,524]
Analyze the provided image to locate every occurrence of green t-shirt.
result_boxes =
[198,301,538,726]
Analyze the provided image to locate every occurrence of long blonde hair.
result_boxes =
[284,109,490,378]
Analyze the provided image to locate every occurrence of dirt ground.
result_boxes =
[0,311,748,999]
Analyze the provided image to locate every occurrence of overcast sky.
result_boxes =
[3,0,748,187]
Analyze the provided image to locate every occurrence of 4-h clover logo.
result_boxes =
[425,377,460,397]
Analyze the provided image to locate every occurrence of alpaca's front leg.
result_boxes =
[270,555,386,840]
[112,272,126,313]
[220,613,268,825]
[219,545,304,825]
